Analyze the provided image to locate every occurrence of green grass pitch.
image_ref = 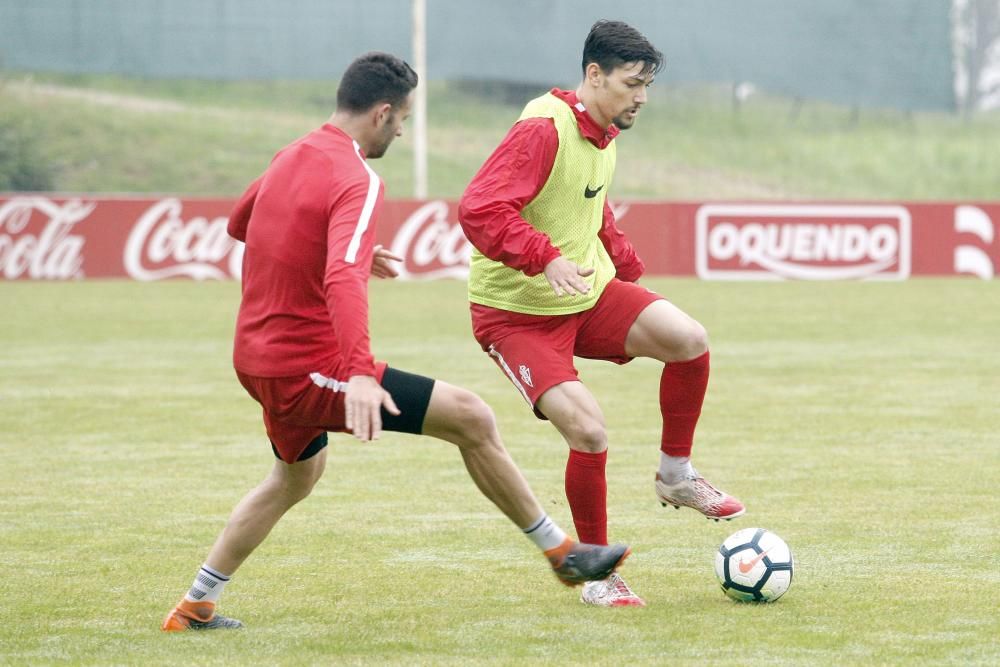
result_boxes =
[1,278,997,665]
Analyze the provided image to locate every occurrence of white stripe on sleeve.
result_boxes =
[345,140,381,264]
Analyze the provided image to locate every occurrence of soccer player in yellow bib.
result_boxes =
[459,20,745,608]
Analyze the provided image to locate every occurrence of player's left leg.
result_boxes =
[380,367,630,587]
[624,298,745,521]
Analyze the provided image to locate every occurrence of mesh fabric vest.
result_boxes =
[468,92,617,315]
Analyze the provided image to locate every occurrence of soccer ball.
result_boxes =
[714,527,793,602]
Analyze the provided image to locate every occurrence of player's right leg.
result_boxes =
[535,380,610,542]
[416,378,630,586]
[469,307,643,605]
[162,445,327,631]
[535,382,645,607]
[204,447,327,574]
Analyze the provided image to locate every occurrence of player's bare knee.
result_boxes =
[565,419,607,453]
[676,321,709,360]
[264,478,310,507]
[690,321,709,355]
[285,476,319,504]
[269,466,322,506]
[452,389,498,446]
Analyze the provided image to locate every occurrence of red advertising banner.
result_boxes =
[1,195,997,280]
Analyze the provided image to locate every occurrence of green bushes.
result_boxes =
[0,104,53,191]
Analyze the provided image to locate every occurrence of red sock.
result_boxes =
[659,350,710,457]
[565,449,608,545]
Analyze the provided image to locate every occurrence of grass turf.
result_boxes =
[1,278,997,665]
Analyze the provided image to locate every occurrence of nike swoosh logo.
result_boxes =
[584,184,604,198]
[737,548,771,574]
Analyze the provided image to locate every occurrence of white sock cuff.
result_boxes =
[523,513,568,552]
[200,564,230,581]
[659,452,694,484]
[184,563,231,603]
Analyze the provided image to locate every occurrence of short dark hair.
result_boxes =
[582,20,664,78]
[336,52,418,113]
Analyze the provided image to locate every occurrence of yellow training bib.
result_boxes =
[468,93,616,315]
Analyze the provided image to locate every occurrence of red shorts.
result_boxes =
[470,278,661,417]
[236,362,388,463]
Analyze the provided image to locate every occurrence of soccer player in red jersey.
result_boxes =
[459,22,745,608]
[162,52,629,632]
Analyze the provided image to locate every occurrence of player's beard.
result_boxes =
[368,122,397,159]
[612,107,640,130]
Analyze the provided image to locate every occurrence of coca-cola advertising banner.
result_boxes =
[1,195,998,281]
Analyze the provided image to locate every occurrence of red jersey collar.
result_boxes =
[549,88,619,149]
[322,123,366,158]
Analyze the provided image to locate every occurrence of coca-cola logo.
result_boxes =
[0,197,91,279]
[388,200,471,279]
[124,198,242,281]
[695,204,911,280]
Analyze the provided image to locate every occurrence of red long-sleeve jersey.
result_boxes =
[459,88,644,282]
[228,124,380,379]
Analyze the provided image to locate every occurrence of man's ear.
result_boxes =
[585,62,604,87]
[373,102,393,127]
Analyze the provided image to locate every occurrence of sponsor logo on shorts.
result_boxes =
[488,345,533,406]
[695,204,911,280]
[518,364,533,388]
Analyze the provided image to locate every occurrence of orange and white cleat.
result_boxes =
[544,538,631,587]
[580,572,646,607]
[161,599,243,632]
[655,472,745,521]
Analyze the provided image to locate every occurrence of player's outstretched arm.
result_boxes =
[543,256,595,296]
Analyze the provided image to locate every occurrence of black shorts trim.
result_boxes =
[379,366,435,435]
[272,432,328,462]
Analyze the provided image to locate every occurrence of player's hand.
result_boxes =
[543,257,595,296]
[345,375,400,441]
[371,244,403,279]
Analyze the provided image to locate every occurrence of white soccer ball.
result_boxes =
[714,527,793,602]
